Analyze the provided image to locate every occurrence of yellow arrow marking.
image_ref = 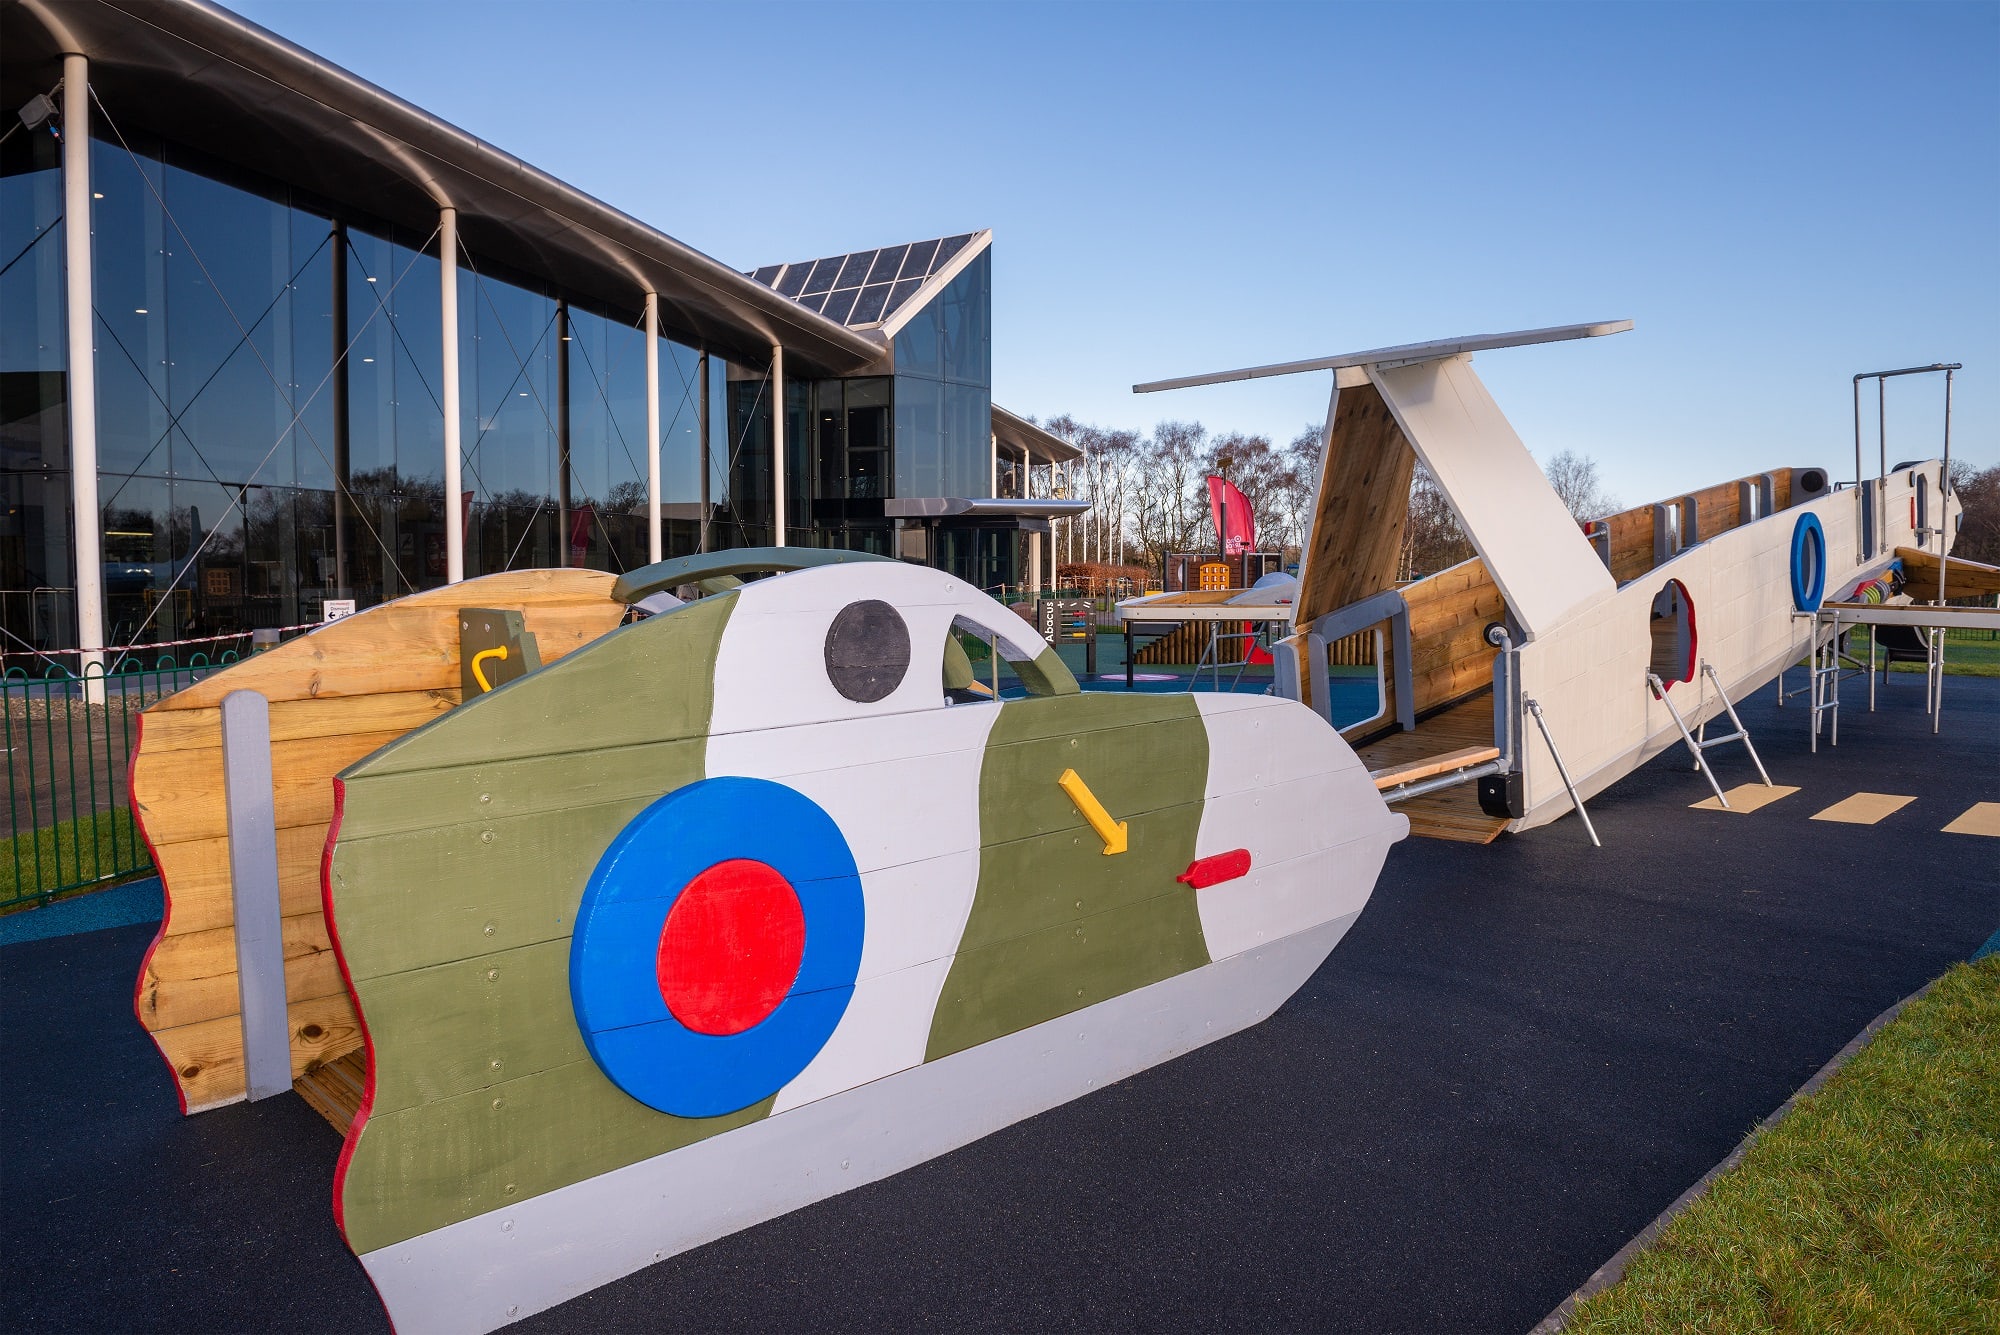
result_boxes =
[470,645,509,693]
[1058,768,1128,856]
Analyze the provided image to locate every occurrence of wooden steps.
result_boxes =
[1356,695,1510,844]
[294,1049,368,1134]
[1369,745,1500,791]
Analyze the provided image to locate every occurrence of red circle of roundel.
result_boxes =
[654,858,806,1036]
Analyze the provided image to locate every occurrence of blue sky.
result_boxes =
[234,0,1997,505]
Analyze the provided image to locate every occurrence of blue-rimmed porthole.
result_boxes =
[1790,513,1826,612]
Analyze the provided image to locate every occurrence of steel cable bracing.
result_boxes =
[460,248,644,574]
[94,226,336,509]
[88,86,434,642]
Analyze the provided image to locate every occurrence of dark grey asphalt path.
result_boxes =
[4,675,1995,1334]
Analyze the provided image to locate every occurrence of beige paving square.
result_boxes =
[1691,783,1799,814]
[1811,792,1917,825]
[1942,802,2000,837]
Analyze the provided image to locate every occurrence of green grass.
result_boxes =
[1890,637,2000,677]
[0,807,150,909]
[1568,956,2000,1334]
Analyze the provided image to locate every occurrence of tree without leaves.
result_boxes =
[1543,449,1619,521]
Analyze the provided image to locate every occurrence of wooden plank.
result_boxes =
[139,944,349,1032]
[295,1050,370,1133]
[131,570,626,1118]
[1370,745,1501,790]
[1297,381,1418,630]
[153,990,365,1114]
[138,689,458,753]
[1896,546,2000,599]
[153,571,621,711]
[133,728,408,842]
[148,822,332,937]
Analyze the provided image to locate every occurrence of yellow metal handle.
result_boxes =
[1058,768,1128,856]
[470,645,509,694]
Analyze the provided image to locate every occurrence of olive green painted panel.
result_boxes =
[349,593,733,777]
[330,793,663,979]
[330,590,738,1254]
[1014,644,1080,697]
[961,800,1206,950]
[926,692,1209,1061]
[926,892,1210,1063]
[340,1057,770,1254]
[361,937,588,1117]
[337,735,710,841]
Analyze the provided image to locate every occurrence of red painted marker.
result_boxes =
[1177,848,1252,889]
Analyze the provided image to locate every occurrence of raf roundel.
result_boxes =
[569,777,865,1118]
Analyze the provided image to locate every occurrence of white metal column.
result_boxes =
[644,291,661,563]
[771,342,786,547]
[61,54,105,698]
[440,206,464,583]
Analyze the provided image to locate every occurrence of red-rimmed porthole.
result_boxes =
[1649,579,1697,685]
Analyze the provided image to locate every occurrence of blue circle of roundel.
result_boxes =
[569,776,864,1119]
[1790,512,1826,612]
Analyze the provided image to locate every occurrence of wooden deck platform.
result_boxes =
[294,1049,367,1134]
[1356,695,1510,844]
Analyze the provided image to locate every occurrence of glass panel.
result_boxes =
[893,297,941,377]
[801,257,841,296]
[776,263,812,298]
[940,250,990,385]
[800,291,831,314]
[848,284,889,326]
[943,381,992,497]
[2,128,70,478]
[866,246,907,285]
[883,278,924,320]
[834,251,876,290]
[821,288,858,325]
[899,239,939,280]
[750,265,782,286]
[935,233,973,268]
[893,375,942,499]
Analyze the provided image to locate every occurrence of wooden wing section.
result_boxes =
[131,569,624,1114]
[1897,546,2000,600]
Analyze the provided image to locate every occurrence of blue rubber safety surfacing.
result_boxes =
[569,777,864,1118]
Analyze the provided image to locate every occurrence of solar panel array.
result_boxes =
[747,233,976,330]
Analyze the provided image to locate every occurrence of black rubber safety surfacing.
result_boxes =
[824,599,911,703]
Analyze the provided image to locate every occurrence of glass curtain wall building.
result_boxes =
[1,0,1080,668]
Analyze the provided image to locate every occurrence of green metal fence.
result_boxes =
[1,655,238,911]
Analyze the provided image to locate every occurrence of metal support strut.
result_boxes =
[1650,662,1773,806]
[1523,696,1600,848]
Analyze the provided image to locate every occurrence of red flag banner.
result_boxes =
[1205,476,1256,557]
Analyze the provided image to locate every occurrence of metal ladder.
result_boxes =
[1647,661,1774,809]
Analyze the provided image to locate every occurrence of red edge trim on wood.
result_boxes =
[1177,848,1252,889]
[320,779,376,1240]
[127,713,188,1117]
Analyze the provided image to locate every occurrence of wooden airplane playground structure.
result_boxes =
[1137,323,1993,843]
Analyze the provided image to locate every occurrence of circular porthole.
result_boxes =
[1790,513,1826,612]
[824,599,911,703]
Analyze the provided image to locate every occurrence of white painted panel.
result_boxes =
[1191,692,1404,960]
[771,955,954,1114]
[709,561,1045,739]
[1197,843,1386,961]
[1371,357,1615,637]
[361,915,1360,1335]
[1509,487,1887,827]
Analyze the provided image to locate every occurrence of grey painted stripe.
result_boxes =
[220,689,291,1103]
[359,912,1362,1335]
